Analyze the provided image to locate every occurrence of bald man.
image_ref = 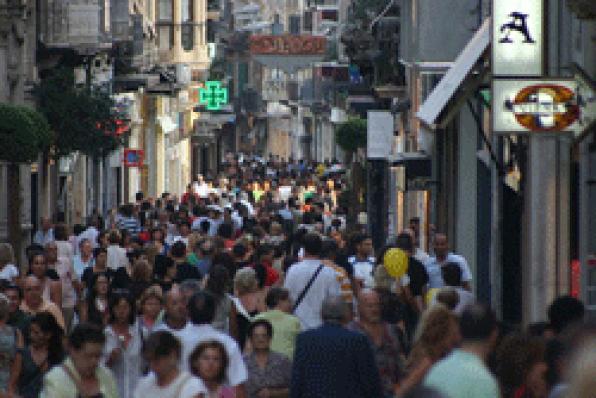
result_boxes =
[154,286,189,335]
[348,289,406,397]
[425,233,473,291]
[20,276,65,330]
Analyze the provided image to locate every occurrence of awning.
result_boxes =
[416,18,490,129]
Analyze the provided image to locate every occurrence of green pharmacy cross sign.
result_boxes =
[199,81,228,111]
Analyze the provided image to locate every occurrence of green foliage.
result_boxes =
[336,117,367,153]
[35,68,124,157]
[0,103,52,163]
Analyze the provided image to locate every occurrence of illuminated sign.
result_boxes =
[123,149,144,167]
[249,35,326,55]
[199,81,228,111]
[493,79,581,133]
[492,0,543,76]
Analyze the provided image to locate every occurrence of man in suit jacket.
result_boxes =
[291,296,383,398]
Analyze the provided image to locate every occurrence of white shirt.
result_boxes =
[79,226,100,248]
[348,256,376,289]
[133,371,206,398]
[107,244,129,270]
[174,323,248,386]
[284,258,341,330]
[424,253,473,289]
[103,324,143,398]
[0,264,18,281]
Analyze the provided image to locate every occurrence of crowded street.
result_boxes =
[1,0,595,397]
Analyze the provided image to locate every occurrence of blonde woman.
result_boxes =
[230,267,264,350]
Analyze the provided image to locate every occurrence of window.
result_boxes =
[158,25,174,49]
[181,0,194,22]
[182,24,194,51]
[158,0,173,21]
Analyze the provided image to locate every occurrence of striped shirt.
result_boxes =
[117,216,141,235]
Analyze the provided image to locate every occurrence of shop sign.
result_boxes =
[250,35,326,55]
[367,111,394,159]
[493,79,581,133]
[123,149,144,167]
[492,0,544,76]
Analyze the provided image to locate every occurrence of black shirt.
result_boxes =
[407,257,429,297]
[175,262,202,282]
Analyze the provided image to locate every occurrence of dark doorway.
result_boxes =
[501,184,523,324]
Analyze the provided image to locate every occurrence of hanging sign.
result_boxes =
[492,79,581,133]
[492,0,544,76]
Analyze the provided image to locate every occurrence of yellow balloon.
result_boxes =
[383,248,409,278]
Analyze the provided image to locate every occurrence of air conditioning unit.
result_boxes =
[175,64,191,85]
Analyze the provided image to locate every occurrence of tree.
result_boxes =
[335,117,367,228]
[34,68,124,158]
[0,104,52,267]
[336,117,367,155]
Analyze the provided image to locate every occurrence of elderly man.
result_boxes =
[20,276,65,330]
[33,217,54,246]
[348,289,406,398]
[291,296,383,398]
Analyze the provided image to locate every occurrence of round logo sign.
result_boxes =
[505,84,580,131]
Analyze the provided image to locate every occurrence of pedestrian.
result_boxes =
[495,333,548,398]
[291,295,383,398]
[33,217,54,247]
[283,233,341,329]
[205,264,234,334]
[432,262,475,315]
[348,289,405,398]
[41,323,119,397]
[20,276,65,331]
[2,283,30,335]
[73,239,94,281]
[45,241,77,331]
[79,272,111,328]
[28,249,62,310]
[424,233,473,290]
[107,230,129,270]
[231,267,262,350]
[0,243,18,283]
[104,290,143,398]
[134,330,206,398]
[81,247,114,290]
[423,304,500,398]
[401,304,460,393]
[0,292,23,396]
[244,320,292,398]
[15,312,65,398]
[154,286,191,342]
[348,233,376,289]
[254,287,301,359]
[547,295,585,336]
[189,340,236,398]
[181,291,248,395]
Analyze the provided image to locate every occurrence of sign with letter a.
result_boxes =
[492,0,544,76]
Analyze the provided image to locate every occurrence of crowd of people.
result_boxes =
[0,156,593,398]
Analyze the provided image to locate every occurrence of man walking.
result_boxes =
[424,303,499,398]
[291,296,383,398]
[424,233,473,290]
[284,233,341,329]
